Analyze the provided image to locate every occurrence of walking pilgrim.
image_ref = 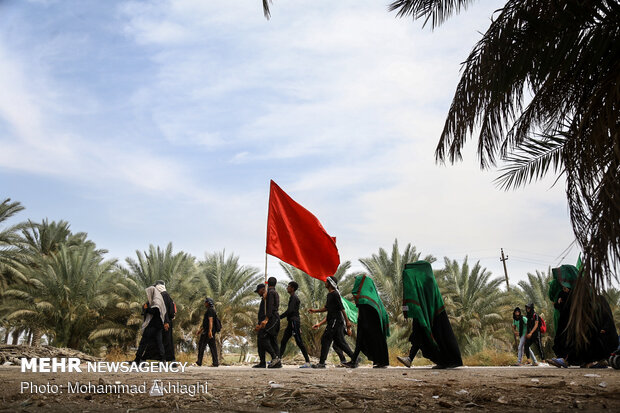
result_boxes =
[134,286,167,363]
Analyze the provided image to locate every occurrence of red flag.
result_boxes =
[266,180,340,281]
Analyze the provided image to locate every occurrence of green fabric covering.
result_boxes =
[341,297,358,324]
[402,260,445,348]
[351,274,390,338]
[549,264,579,329]
[553,265,578,289]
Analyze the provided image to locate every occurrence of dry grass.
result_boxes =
[463,350,516,366]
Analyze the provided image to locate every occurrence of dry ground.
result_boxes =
[1,364,619,412]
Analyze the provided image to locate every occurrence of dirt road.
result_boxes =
[1,364,619,412]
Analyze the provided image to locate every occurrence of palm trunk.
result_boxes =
[217,335,224,364]
[30,328,42,346]
[11,328,21,345]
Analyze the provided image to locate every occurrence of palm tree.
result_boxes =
[2,243,117,352]
[125,243,195,290]
[93,243,196,351]
[387,0,619,345]
[0,198,27,344]
[193,251,262,362]
[15,219,98,346]
[0,199,26,292]
[439,256,510,353]
[359,239,435,327]
[279,261,357,357]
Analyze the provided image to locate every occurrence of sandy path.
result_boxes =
[1,365,619,412]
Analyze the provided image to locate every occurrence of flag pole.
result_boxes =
[264,253,268,284]
[265,180,271,284]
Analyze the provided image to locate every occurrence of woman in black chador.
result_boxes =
[397,261,462,369]
[134,286,167,363]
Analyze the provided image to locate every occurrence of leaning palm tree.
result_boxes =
[359,239,435,327]
[264,0,620,348]
[440,256,510,352]
[387,0,619,346]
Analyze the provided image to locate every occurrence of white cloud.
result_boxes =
[0,37,213,203]
[0,0,578,286]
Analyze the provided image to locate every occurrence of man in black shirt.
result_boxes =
[309,276,354,368]
[279,281,311,367]
[154,280,176,362]
[196,297,219,367]
[524,303,544,363]
[254,278,282,368]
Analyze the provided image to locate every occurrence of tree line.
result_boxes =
[1,198,619,359]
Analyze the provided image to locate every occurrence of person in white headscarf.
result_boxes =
[134,286,167,363]
[154,280,176,361]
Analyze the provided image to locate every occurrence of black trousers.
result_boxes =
[197,333,218,366]
[258,319,280,363]
[135,326,164,362]
[525,333,545,360]
[319,320,353,364]
[280,320,310,362]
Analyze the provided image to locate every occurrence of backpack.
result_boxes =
[538,315,547,334]
[213,314,222,333]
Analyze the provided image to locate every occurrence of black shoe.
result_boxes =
[373,364,388,368]
[311,363,326,369]
[195,362,202,367]
[268,358,282,369]
[210,364,219,368]
[341,361,358,368]
[432,364,446,369]
[252,363,267,368]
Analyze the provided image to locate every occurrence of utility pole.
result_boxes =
[500,248,510,290]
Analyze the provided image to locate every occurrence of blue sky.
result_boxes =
[0,0,579,285]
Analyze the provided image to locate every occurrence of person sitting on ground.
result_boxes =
[548,264,618,368]
[397,261,462,369]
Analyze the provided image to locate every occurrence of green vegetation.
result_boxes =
[1,197,618,364]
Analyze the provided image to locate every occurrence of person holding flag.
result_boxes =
[342,274,390,368]
[309,276,354,368]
